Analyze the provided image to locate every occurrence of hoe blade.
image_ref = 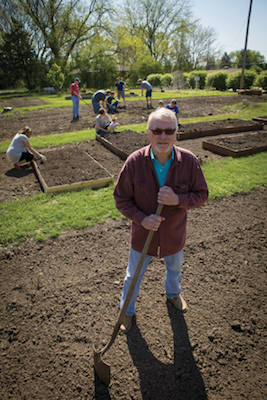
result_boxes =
[93,344,110,386]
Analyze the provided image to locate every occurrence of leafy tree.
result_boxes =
[47,63,65,92]
[253,70,267,90]
[0,19,39,89]
[16,0,112,66]
[187,23,218,69]
[206,72,228,90]
[169,30,193,72]
[220,52,231,69]
[128,54,163,86]
[187,70,207,89]
[111,26,149,67]
[122,0,192,60]
[226,70,257,91]
[229,49,266,70]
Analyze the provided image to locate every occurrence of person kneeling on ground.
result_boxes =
[106,90,120,113]
[113,108,209,333]
[95,108,112,135]
[165,99,180,125]
[108,116,120,133]
[6,126,46,170]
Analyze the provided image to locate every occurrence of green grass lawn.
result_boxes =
[0,90,266,246]
[0,152,266,247]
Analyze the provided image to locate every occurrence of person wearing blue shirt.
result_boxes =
[106,90,120,113]
[115,78,126,108]
[138,79,153,109]
[165,99,180,124]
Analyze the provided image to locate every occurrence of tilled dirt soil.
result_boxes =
[0,188,266,400]
[1,94,267,142]
[0,95,267,400]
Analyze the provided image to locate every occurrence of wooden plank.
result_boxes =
[96,134,129,160]
[32,160,48,193]
[32,158,113,194]
[252,117,267,125]
[45,177,113,194]
[177,119,263,141]
[202,140,267,158]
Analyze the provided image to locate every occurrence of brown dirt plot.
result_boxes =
[0,95,267,400]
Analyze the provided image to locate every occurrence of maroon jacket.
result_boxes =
[113,145,208,257]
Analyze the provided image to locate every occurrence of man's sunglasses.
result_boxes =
[149,128,176,136]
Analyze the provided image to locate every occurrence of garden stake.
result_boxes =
[93,202,164,386]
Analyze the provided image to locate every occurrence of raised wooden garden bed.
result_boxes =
[177,119,263,140]
[202,131,267,157]
[33,146,113,193]
[96,129,150,160]
[237,89,262,95]
[252,116,267,125]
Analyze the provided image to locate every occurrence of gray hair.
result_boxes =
[147,107,178,130]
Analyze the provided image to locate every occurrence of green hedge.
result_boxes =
[187,71,207,89]
[206,71,228,90]
[253,70,267,90]
[226,70,257,91]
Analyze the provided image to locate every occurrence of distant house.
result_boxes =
[206,67,242,74]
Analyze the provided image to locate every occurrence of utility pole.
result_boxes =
[240,0,253,89]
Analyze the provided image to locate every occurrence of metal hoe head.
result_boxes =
[93,344,110,386]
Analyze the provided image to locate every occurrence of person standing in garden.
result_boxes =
[6,126,46,170]
[113,107,208,333]
[70,78,82,122]
[115,78,126,108]
[138,79,153,109]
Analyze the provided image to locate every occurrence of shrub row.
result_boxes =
[146,70,267,91]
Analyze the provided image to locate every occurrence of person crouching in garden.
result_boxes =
[6,126,46,170]
[109,116,120,133]
[95,108,112,135]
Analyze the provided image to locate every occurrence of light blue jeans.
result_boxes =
[71,96,79,117]
[120,246,184,316]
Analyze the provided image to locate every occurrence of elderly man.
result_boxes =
[113,108,209,333]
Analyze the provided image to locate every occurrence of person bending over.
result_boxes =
[6,126,46,170]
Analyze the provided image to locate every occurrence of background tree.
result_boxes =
[220,52,231,69]
[0,19,40,89]
[187,23,218,69]
[128,54,163,86]
[230,49,266,70]
[17,0,112,66]
[47,63,65,92]
[122,0,192,60]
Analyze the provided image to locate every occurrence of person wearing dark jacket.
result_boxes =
[113,108,209,333]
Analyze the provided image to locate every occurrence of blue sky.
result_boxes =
[193,0,267,59]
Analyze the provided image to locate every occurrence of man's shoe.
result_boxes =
[120,315,133,334]
[71,117,77,122]
[167,294,188,313]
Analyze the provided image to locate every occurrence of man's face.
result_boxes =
[147,116,177,158]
